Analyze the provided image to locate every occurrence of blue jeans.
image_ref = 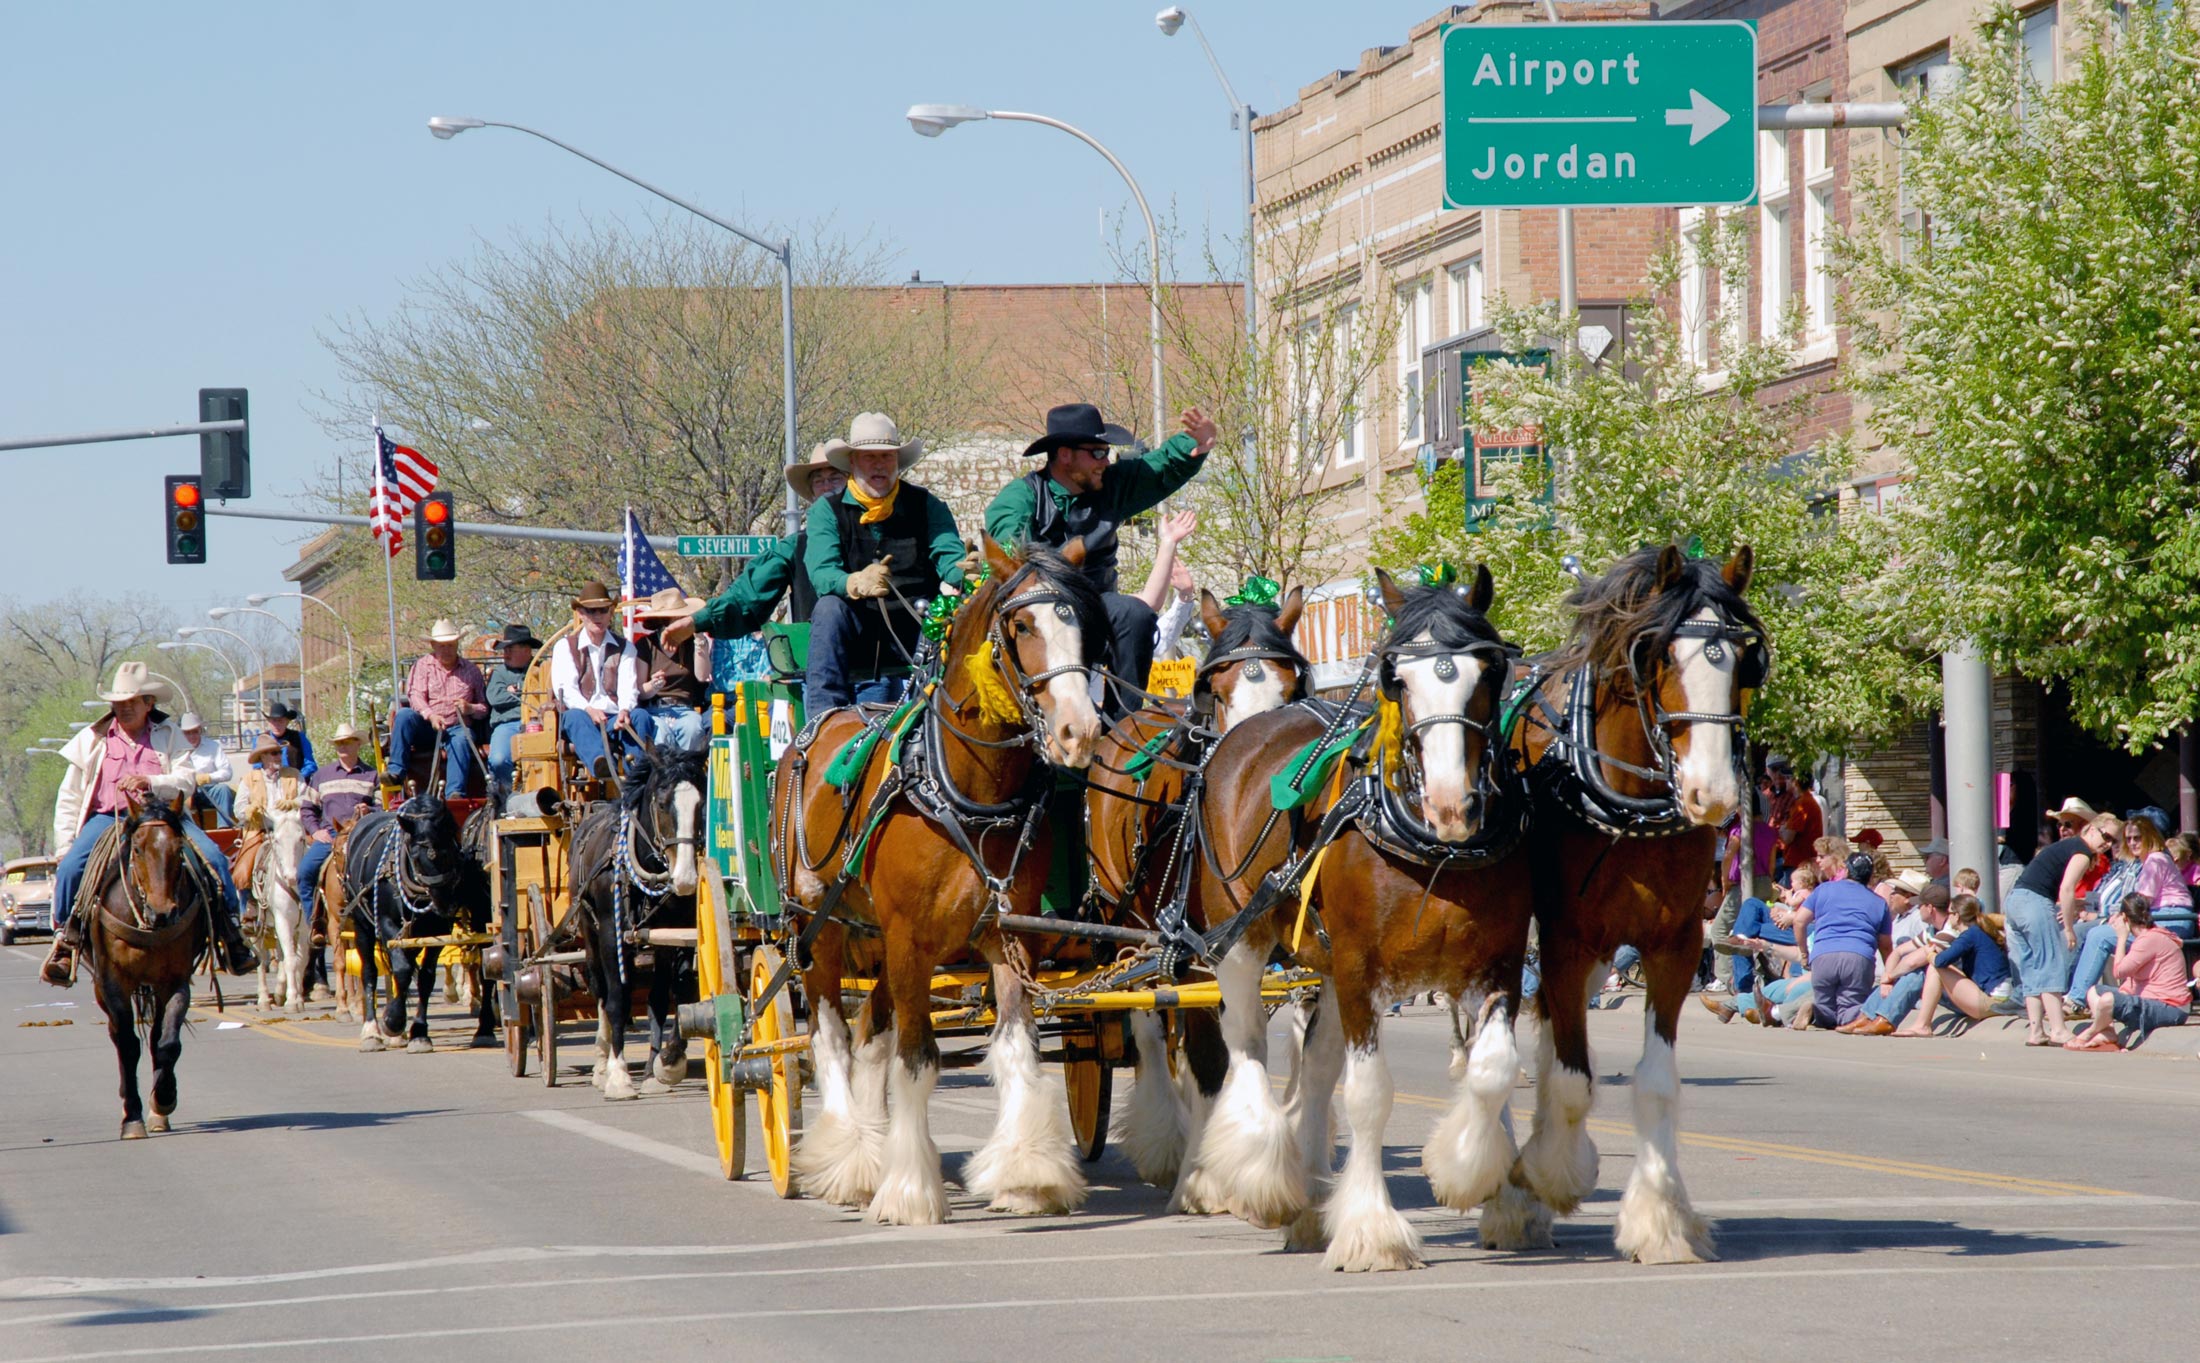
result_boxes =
[1730,897,1797,994]
[196,784,236,827]
[2003,885,2071,999]
[560,709,641,776]
[1860,969,1928,1025]
[296,837,334,925]
[2065,920,2118,1001]
[804,594,918,713]
[641,704,707,752]
[486,720,523,792]
[390,708,480,796]
[53,812,241,929]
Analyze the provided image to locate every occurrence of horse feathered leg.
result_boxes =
[1165,1008,1229,1214]
[1513,945,1600,1216]
[964,958,1086,1215]
[1425,994,1533,1248]
[793,927,884,1207]
[1614,944,1716,1264]
[1321,1027,1422,1272]
[403,946,437,1054]
[1115,1009,1186,1189]
[1283,983,1344,1252]
[866,941,948,1226]
[1179,942,1305,1229]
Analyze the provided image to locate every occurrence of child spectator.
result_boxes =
[2064,894,2193,1051]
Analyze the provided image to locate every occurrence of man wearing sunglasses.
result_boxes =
[986,402,1218,718]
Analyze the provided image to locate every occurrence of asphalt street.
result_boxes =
[4,942,2197,1363]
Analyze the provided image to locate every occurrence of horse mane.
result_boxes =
[954,542,1109,665]
[621,743,708,813]
[1554,545,1765,676]
[1386,582,1506,651]
[1206,602,1313,673]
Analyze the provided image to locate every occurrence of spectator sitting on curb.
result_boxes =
[2067,811,2188,1012]
[2064,894,2194,1051]
[1704,866,1813,1022]
[1923,836,1951,889]
[1845,884,1960,1034]
[1791,851,1896,1030]
[1888,893,2014,1036]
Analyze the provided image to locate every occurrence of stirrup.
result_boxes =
[40,939,79,988]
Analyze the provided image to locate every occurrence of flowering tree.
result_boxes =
[1384,218,1930,761]
[1834,0,2200,749]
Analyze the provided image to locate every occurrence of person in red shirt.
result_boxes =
[1768,758,1824,882]
[2065,894,2193,1051]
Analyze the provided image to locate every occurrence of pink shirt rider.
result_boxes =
[406,654,487,728]
[88,723,165,817]
[2113,925,2193,1009]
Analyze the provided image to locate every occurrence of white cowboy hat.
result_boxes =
[177,712,204,731]
[1889,869,1931,898]
[97,661,172,705]
[425,618,466,644]
[330,722,363,743]
[248,735,284,763]
[785,448,843,501]
[820,412,924,476]
[634,587,707,621]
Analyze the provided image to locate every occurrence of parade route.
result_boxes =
[6,950,2196,1363]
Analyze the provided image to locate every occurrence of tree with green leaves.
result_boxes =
[1833,0,2200,750]
[1383,219,1931,761]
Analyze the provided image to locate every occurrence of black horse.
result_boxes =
[568,741,707,1100]
[344,795,495,1053]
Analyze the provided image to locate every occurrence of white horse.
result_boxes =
[253,809,313,1013]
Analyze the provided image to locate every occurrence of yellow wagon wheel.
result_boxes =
[749,943,802,1198]
[695,873,745,1181]
[1063,1022,1114,1163]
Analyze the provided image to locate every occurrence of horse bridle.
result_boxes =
[953,562,1095,746]
[117,813,220,932]
[1192,644,1305,717]
[1620,615,1766,781]
[1376,631,1520,810]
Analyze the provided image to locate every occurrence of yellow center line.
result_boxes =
[1382,1089,2131,1198]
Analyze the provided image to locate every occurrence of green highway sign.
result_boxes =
[677,534,779,557]
[1442,20,1757,209]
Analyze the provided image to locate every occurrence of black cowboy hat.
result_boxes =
[1022,402,1137,458]
[497,622,543,650]
[266,702,299,721]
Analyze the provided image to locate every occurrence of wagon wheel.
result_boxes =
[538,949,561,1088]
[749,943,802,1197]
[1063,1023,1113,1163]
[504,923,532,1079]
[695,873,745,1181]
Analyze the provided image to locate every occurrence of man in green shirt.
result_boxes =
[799,413,965,712]
[985,402,1218,716]
[681,452,844,646]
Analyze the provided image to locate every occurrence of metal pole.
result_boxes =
[987,111,1167,441]
[145,671,199,722]
[1942,643,2000,914]
[196,625,266,724]
[1757,102,1908,129]
[780,242,800,537]
[204,504,681,551]
[280,590,360,727]
[0,419,243,454]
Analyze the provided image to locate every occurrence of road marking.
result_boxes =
[7,947,46,962]
[519,1108,724,1178]
[1,1248,1248,1329]
[8,1261,2191,1361]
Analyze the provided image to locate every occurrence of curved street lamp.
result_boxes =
[177,625,266,722]
[249,590,359,725]
[907,104,1166,444]
[212,605,302,724]
[1157,6,1258,360]
[426,115,802,535]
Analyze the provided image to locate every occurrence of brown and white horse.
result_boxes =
[1084,587,1308,1189]
[1500,544,1765,1263]
[1173,568,1540,1270]
[773,539,1105,1224]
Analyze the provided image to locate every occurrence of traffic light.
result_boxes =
[165,475,206,564]
[197,388,249,500]
[415,492,455,580]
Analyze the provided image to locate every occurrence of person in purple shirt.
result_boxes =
[1791,851,1895,1029]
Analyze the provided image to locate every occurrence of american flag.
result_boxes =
[619,507,684,611]
[368,426,439,558]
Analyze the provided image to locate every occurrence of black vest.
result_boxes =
[1023,471,1119,592]
[785,530,816,623]
[826,485,938,604]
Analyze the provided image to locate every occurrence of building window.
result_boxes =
[1893,49,1960,261]
[1291,318,1322,471]
[1801,84,1836,339]
[1396,280,1430,445]
[1679,208,1709,367]
[2020,3,2059,89]
[1335,303,1363,466]
[1447,255,1484,336]
[1758,129,1790,339]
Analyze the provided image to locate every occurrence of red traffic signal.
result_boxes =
[171,481,202,509]
[421,497,451,525]
[165,475,206,565]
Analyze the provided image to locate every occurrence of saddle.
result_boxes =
[230,832,266,902]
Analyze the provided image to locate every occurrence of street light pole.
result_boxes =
[427,116,802,535]
[212,605,302,725]
[1157,8,1256,364]
[178,625,265,730]
[249,590,359,726]
[908,105,1166,443]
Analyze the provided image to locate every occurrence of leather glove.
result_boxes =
[846,558,894,600]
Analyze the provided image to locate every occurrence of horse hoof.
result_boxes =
[359,1035,387,1053]
[602,1086,640,1103]
[639,1076,672,1096]
[120,1121,149,1141]
[311,985,334,1002]
[147,1112,171,1134]
[469,1033,499,1050]
[406,1037,435,1055]
[652,1056,691,1088]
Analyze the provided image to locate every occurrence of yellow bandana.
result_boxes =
[848,478,899,525]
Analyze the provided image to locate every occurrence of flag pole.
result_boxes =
[376,420,402,753]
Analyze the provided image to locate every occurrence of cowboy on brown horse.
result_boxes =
[43,662,255,987]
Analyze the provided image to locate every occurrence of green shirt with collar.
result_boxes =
[983,431,1206,553]
[692,535,800,639]
[804,482,964,599]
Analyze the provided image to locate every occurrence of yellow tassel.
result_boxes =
[1374,697,1406,789]
[964,641,1026,725]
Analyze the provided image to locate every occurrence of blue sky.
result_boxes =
[0,1,1442,624]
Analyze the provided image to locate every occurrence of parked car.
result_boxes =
[2,856,57,945]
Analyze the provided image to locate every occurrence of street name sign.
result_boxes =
[677,534,778,557]
[1442,20,1758,209]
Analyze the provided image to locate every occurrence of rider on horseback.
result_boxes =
[800,413,967,714]
[297,722,374,945]
[985,404,1218,719]
[674,452,843,647]
[234,736,308,831]
[42,663,256,987]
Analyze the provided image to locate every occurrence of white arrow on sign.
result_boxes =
[1664,89,1731,146]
